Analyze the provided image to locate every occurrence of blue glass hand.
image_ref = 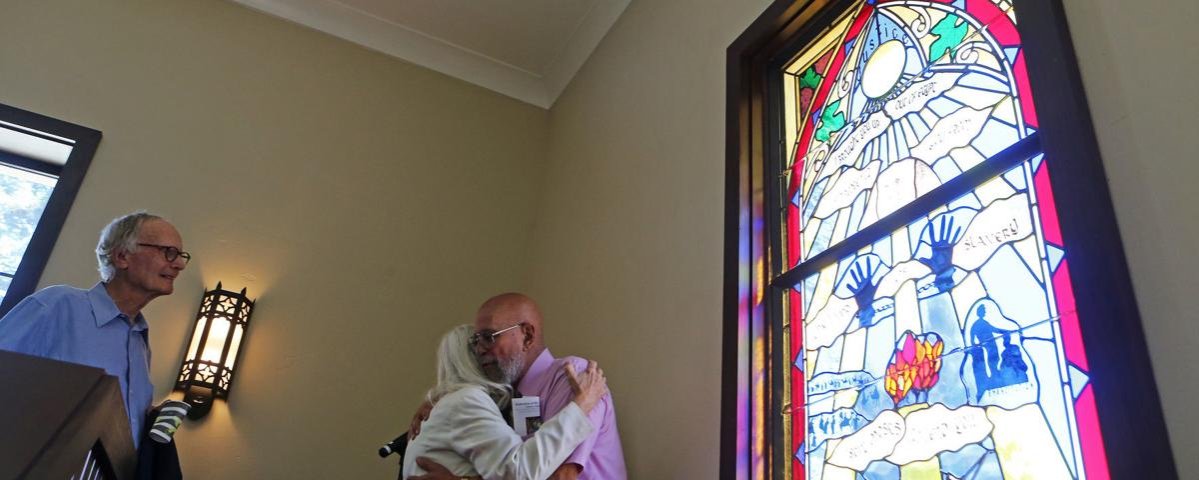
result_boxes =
[847,258,880,327]
[918,215,963,292]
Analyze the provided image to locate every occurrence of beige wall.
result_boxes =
[526,0,771,477]
[530,0,1198,478]
[1062,0,1198,475]
[3,0,1196,478]
[0,0,547,477]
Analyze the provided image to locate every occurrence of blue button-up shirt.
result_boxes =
[0,283,154,449]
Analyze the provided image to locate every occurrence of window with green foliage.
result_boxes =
[0,104,101,315]
[0,155,58,302]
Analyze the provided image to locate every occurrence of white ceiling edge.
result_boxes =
[231,0,631,110]
[540,0,630,109]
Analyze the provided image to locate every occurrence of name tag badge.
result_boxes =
[512,396,542,437]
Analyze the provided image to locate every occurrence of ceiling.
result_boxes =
[232,0,632,108]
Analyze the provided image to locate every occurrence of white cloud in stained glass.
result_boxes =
[887,404,993,465]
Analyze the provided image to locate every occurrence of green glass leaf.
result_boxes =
[929,15,968,62]
[799,66,822,90]
[815,99,847,143]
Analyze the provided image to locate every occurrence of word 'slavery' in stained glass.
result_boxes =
[777,1,1110,479]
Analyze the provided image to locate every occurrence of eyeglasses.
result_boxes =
[138,243,192,265]
[468,323,524,350]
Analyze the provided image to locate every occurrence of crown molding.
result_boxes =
[540,0,630,108]
[231,0,630,109]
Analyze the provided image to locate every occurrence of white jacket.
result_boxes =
[403,386,594,480]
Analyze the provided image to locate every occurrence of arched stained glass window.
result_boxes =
[780,1,1104,478]
[723,0,1176,479]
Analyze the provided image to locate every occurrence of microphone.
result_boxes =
[378,432,409,458]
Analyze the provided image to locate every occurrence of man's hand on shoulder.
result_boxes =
[546,463,582,480]
[409,457,480,480]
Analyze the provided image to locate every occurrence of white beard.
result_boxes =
[485,350,526,385]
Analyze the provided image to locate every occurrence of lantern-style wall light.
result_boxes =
[174,282,255,419]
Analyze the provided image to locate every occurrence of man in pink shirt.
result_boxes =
[411,293,627,480]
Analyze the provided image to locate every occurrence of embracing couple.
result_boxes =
[403,294,627,480]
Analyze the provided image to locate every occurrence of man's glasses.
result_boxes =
[138,243,192,265]
[468,323,524,350]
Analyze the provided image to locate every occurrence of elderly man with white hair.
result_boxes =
[0,211,189,449]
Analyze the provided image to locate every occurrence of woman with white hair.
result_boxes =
[403,324,608,480]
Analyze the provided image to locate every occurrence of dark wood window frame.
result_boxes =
[721,0,1177,478]
[0,103,101,317]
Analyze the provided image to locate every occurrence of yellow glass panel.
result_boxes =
[898,458,941,480]
[988,404,1073,478]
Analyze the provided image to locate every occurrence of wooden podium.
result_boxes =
[0,350,137,479]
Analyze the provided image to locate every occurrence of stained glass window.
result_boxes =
[774,0,1110,478]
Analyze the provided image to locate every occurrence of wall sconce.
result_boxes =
[174,282,255,419]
